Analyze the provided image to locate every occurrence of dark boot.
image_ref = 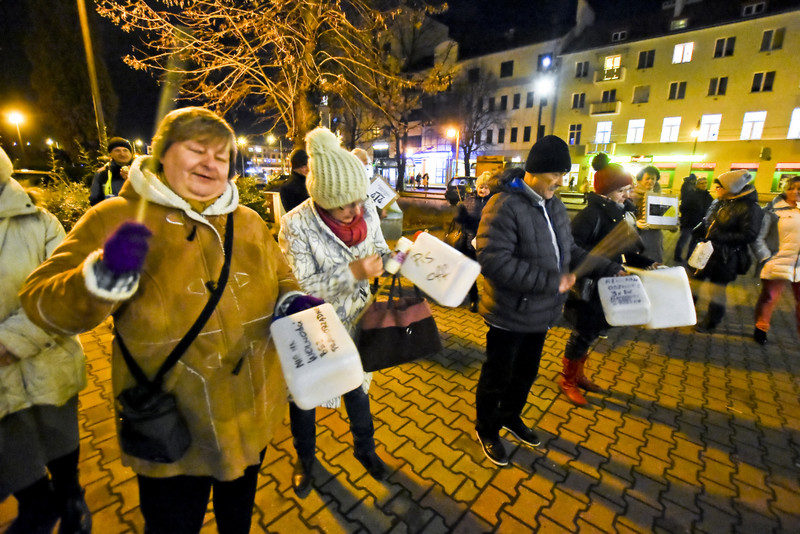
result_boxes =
[291,457,314,498]
[558,357,587,406]
[8,478,60,534]
[696,302,726,333]
[58,488,92,534]
[576,354,605,393]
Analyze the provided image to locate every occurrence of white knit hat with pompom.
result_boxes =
[305,127,369,209]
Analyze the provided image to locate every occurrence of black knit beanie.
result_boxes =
[107,137,132,152]
[524,135,572,174]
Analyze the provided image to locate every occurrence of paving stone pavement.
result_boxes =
[2,246,800,533]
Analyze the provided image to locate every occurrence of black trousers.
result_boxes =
[137,449,265,534]
[475,326,546,439]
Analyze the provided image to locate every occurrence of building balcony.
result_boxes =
[585,143,616,155]
[594,66,626,83]
[589,100,621,115]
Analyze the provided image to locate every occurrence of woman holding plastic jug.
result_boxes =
[752,176,800,345]
[561,154,655,405]
[20,107,305,534]
[279,127,391,498]
[692,170,761,333]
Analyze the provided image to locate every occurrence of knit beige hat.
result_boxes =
[305,128,368,209]
[715,170,752,194]
[0,146,12,185]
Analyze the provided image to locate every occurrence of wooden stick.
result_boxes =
[572,221,640,278]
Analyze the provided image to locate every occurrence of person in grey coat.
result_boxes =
[473,136,619,467]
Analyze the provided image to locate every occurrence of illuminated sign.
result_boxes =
[691,163,716,169]
[731,163,759,169]
[776,163,800,169]
[631,155,654,163]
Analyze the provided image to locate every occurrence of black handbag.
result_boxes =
[444,220,467,252]
[115,212,233,463]
[357,275,442,372]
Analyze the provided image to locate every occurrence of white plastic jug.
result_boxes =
[597,275,651,326]
[269,303,364,410]
[625,266,697,329]
[399,231,481,307]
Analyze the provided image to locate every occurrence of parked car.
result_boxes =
[11,170,59,187]
[445,176,475,205]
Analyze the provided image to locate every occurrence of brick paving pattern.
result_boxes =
[2,233,800,532]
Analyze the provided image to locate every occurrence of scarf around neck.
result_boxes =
[315,203,368,247]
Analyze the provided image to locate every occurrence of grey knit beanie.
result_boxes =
[305,127,368,209]
[716,170,752,194]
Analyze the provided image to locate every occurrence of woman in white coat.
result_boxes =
[0,147,90,533]
[279,128,391,498]
[753,176,800,344]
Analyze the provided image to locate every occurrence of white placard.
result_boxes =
[625,266,697,329]
[368,177,399,209]
[645,193,679,228]
[399,232,481,307]
[269,304,363,409]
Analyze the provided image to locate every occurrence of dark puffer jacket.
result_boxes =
[476,178,617,332]
[694,186,762,284]
[679,187,713,229]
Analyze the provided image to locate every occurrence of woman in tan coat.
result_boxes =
[21,108,302,534]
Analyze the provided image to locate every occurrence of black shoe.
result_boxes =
[58,489,92,534]
[753,328,768,345]
[502,419,541,447]
[475,430,509,466]
[292,458,314,498]
[355,451,389,481]
[695,319,715,333]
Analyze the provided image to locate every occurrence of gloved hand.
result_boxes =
[103,222,152,275]
[285,295,325,316]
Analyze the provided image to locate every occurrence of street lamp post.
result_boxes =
[7,112,25,163]
[535,77,555,141]
[237,136,247,176]
[446,127,460,179]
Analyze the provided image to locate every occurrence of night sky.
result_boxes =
[0,0,660,146]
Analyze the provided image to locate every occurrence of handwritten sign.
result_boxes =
[597,275,651,326]
[645,193,679,228]
[368,177,399,209]
[269,303,363,409]
[399,232,481,307]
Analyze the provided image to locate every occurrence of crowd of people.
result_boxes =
[1,105,796,532]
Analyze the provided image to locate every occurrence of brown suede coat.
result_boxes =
[21,157,301,480]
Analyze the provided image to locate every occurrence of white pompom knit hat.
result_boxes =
[305,127,369,209]
[0,146,12,185]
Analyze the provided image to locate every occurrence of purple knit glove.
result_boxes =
[285,295,325,316]
[102,222,152,274]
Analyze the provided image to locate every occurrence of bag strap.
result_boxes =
[116,212,234,389]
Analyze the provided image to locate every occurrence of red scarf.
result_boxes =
[315,203,368,247]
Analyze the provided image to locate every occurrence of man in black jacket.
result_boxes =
[279,149,310,212]
[89,137,133,206]
[474,136,620,467]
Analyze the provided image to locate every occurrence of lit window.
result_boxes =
[670,19,688,31]
[741,111,767,140]
[672,42,694,63]
[603,55,622,80]
[627,119,645,144]
[698,114,722,141]
[661,116,681,142]
[595,121,612,144]
[751,71,775,92]
[788,108,800,139]
[569,124,582,145]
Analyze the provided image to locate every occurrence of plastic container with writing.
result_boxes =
[597,275,651,326]
[269,303,364,409]
[384,236,413,275]
[625,266,697,328]
[399,231,481,307]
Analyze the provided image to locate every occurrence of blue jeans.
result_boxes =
[475,326,546,439]
[290,387,376,460]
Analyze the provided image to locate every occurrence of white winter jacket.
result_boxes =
[755,198,800,282]
[278,197,390,407]
[0,177,86,419]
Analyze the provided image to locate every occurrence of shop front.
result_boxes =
[771,163,800,193]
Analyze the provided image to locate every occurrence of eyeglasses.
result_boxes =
[714,184,724,190]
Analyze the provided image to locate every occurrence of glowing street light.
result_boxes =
[135,139,144,153]
[237,136,248,176]
[7,111,25,149]
[446,127,460,179]
[534,76,555,141]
